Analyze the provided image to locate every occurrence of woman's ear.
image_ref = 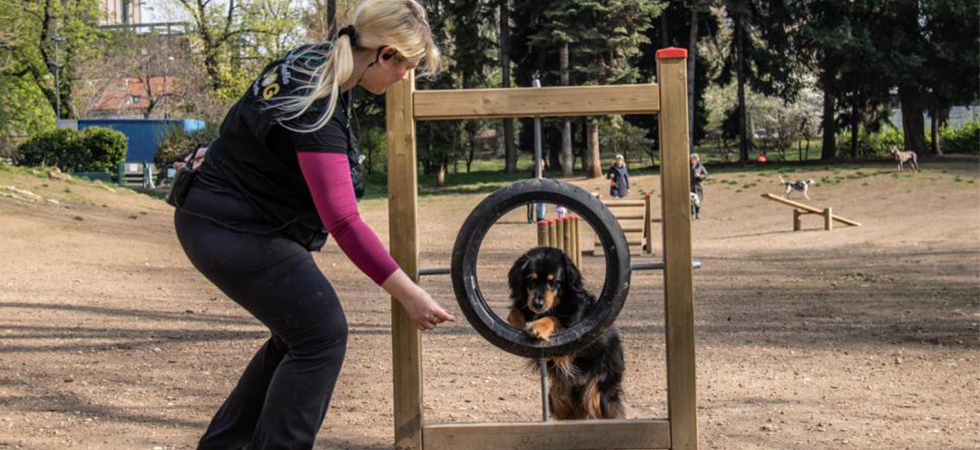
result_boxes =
[380,46,397,61]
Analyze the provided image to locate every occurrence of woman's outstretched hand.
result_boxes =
[382,269,456,330]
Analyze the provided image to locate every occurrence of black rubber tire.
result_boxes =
[450,178,631,358]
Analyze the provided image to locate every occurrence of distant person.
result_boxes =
[690,153,708,219]
[606,154,630,198]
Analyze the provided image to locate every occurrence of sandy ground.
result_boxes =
[0,159,977,450]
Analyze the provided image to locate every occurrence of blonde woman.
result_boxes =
[606,154,630,198]
[170,1,454,448]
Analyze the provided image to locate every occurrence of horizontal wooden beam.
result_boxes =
[413,85,660,121]
[423,418,670,450]
[760,194,861,226]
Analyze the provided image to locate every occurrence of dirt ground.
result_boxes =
[0,158,978,450]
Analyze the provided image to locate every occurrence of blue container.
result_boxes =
[77,118,205,163]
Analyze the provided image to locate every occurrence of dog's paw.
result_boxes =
[525,318,556,341]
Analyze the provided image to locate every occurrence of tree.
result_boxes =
[527,0,659,178]
[450,0,497,174]
[0,0,103,120]
[717,0,801,163]
[498,0,517,174]
[173,0,305,105]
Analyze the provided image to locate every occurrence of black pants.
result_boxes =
[175,186,348,450]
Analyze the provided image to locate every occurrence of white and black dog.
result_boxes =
[690,192,701,219]
[778,175,816,199]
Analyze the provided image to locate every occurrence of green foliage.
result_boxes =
[941,121,980,155]
[600,116,653,166]
[0,77,55,158]
[15,126,126,173]
[359,126,387,175]
[835,125,907,158]
[79,127,127,172]
[154,123,220,167]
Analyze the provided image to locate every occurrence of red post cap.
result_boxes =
[536,220,549,225]
[656,47,688,60]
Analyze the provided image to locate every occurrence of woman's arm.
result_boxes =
[297,152,455,329]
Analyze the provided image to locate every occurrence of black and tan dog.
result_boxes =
[506,247,626,420]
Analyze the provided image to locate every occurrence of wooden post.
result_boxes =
[573,216,582,268]
[657,47,699,450]
[824,207,833,231]
[793,209,803,231]
[548,219,557,248]
[555,218,565,252]
[563,218,573,257]
[386,73,423,450]
[537,220,549,246]
[643,193,653,254]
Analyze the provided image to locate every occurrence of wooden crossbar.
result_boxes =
[413,84,660,120]
[423,419,670,450]
[761,194,861,227]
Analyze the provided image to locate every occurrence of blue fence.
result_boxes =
[78,118,205,163]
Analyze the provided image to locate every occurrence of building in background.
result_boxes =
[88,0,191,120]
[98,0,142,26]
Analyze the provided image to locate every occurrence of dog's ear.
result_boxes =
[559,251,584,294]
[508,252,532,293]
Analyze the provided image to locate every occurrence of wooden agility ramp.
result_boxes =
[761,193,861,231]
[594,194,660,255]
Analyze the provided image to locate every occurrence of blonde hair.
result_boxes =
[270,0,441,132]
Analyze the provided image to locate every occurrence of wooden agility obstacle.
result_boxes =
[594,193,661,255]
[385,47,697,450]
[761,193,861,231]
[537,216,582,267]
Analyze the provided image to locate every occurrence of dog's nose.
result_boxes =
[532,297,546,309]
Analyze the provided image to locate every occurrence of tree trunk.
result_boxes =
[688,0,700,152]
[850,104,859,158]
[499,0,516,174]
[586,118,601,178]
[327,0,336,32]
[930,105,947,155]
[560,42,573,177]
[735,8,748,164]
[821,89,836,160]
[898,85,928,155]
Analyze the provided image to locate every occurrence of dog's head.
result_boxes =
[806,179,816,186]
[889,146,899,155]
[507,247,584,315]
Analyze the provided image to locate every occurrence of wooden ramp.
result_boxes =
[589,194,660,256]
[761,193,861,231]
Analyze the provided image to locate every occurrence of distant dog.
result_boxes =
[779,175,816,199]
[507,247,626,420]
[890,146,919,172]
[690,192,701,219]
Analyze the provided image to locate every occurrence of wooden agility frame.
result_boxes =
[385,48,697,450]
